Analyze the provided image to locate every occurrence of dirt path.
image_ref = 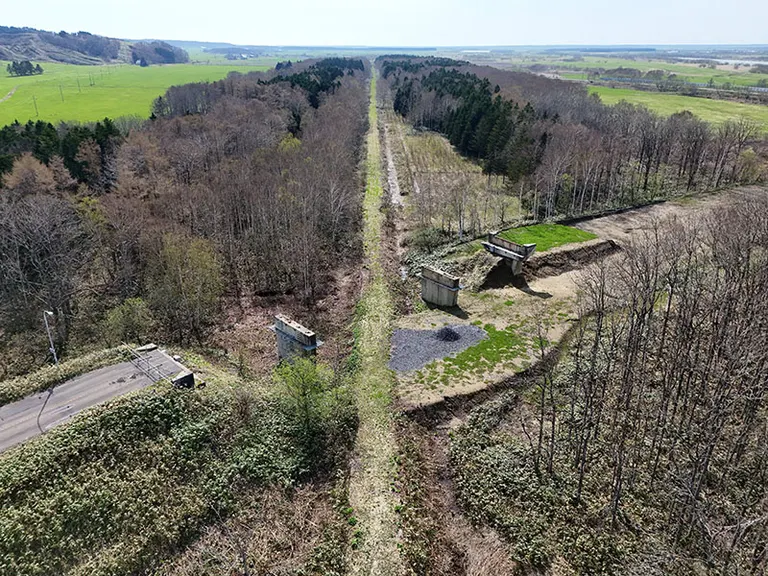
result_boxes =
[0,87,17,104]
[346,69,403,576]
[383,123,404,206]
[574,186,766,244]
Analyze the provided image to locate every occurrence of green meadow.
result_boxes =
[0,61,271,125]
[589,86,768,130]
[499,223,597,253]
[493,54,768,87]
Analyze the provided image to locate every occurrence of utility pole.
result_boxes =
[43,311,58,366]
[33,94,38,117]
[59,85,64,102]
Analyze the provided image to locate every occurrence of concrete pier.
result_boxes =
[273,315,320,362]
[421,266,461,307]
[481,232,536,275]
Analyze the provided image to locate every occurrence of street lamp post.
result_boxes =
[43,310,59,367]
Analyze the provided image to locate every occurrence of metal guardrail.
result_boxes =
[123,344,174,385]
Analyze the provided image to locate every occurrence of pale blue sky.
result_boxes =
[3,0,767,46]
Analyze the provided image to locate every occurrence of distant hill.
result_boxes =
[129,41,189,65]
[0,26,189,66]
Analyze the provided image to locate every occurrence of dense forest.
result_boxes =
[380,56,768,228]
[0,58,369,375]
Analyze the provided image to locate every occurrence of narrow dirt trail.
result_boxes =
[347,69,404,576]
[383,123,404,206]
[0,87,18,104]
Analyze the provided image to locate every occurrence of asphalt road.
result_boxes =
[0,349,185,453]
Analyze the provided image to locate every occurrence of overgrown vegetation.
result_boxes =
[0,58,368,375]
[346,69,403,576]
[451,392,623,574]
[0,357,356,576]
[379,56,768,234]
[451,196,768,575]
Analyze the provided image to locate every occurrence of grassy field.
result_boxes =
[499,223,597,252]
[186,49,283,67]
[476,53,768,88]
[0,61,271,125]
[590,86,768,129]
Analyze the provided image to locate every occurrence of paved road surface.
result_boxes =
[0,349,185,453]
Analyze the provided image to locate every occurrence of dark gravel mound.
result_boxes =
[436,326,461,342]
[389,324,487,372]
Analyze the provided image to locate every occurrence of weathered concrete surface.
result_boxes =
[273,314,318,362]
[482,233,536,275]
[421,266,460,307]
[0,349,184,453]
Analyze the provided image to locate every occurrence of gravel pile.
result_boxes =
[436,326,461,342]
[389,324,487,372]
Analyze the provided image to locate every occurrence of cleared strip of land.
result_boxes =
[347,68,403,576]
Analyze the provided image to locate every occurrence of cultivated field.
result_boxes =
[468,53,768,87]
[590,85,768,129]
[0,61,271,124]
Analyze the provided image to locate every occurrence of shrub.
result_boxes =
[408,226,450,252]
[103,297,154,345]
[274,358,357,472]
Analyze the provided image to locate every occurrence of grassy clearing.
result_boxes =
[590,85,768,129]
[404,128,517,238]
[443,223,596,264]
[499,223,597,253]
[414,322,530,390]
[346,70,402,576]
[0,61,270,125]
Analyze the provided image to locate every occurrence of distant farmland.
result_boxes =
[589,86,768,130]
[0,61,271,125]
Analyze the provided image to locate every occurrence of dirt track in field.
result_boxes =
[0,87,17,104]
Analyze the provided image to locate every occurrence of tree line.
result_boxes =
[0,118,121,189]
[379,57,767,228]
[5,61,43,77]
[41,29,121,60]
[0,58,369,374]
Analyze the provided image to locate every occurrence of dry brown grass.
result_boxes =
[397,418,517,576]
[159,485,339,576]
